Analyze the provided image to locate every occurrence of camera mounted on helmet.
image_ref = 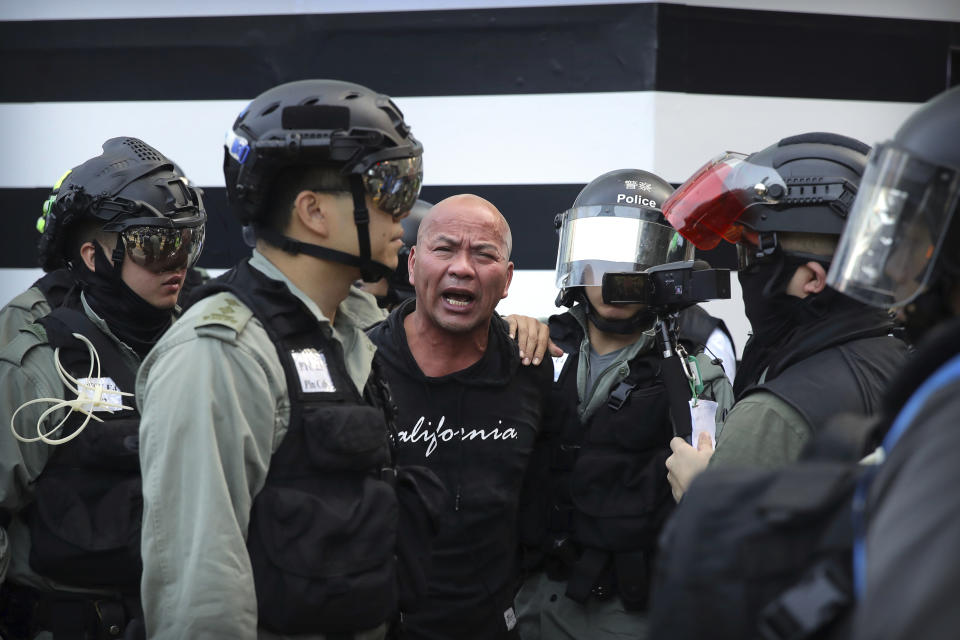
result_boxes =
[664,132,869,271]
[223,80,423,282]
[38,137,207,274]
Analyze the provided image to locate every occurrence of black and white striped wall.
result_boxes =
[3,0,958,352]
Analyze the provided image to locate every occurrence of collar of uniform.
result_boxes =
[249,249,376,395]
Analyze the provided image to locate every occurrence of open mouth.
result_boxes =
[441,291,475,308]
[162,274,184,287]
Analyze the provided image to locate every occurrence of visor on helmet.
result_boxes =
[827,142,960,308]
[555,205,693,290]
[121,224,205,272]
[663,152,788,250]
[362,156,422,218]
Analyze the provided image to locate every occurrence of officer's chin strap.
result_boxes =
[255,226,394,283]
[350,175,393,283]
[252,175,393,284]
[10,332,133,446]
[654,312,702,442]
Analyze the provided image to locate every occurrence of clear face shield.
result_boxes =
[555,205,694,291]
[827,142,960,308]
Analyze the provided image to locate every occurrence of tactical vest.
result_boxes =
[197,260,400,634]
[747,334,908,431]
[27,307,143,591]
[521,313,676,609]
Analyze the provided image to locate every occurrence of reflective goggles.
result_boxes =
[121,223,205,273]
[361,155,423,218]
[663,152,787,250]
[554,205,693,289]
[827,142,960,308]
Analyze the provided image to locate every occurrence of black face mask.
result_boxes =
[739,267,802,346]
[74,244,175,359]
[735,251,832,394]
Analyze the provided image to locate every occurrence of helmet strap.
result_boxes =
[255,227,393,283]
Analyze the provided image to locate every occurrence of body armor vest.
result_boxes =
[196,260,399,634]
[522,312,678,609]
[28,306,142,591]
[748,334,908,432]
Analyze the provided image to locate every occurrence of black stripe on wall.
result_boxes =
[0,185,737,271]
[3,4,957,103]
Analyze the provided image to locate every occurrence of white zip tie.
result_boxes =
[10,332,134,446]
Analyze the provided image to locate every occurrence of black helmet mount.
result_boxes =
[737,132,870,266]
[38,137,206,272]
[554,168,691,333]
[224,79,423,282]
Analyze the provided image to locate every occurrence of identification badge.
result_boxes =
[76,377,123,413]
[551,352,569,382]
[689,398,719,448]
[290,348,336,393]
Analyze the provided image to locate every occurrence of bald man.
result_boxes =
[368,195,555,640]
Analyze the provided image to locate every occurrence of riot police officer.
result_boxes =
[136,79,445,639]
[664,133,909,499]
[824,85,960,640]
[0,137,206,639]
[515,169,734,639]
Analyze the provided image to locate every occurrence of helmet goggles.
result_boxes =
[360,155,423,218]
[827,142,960,308]
[663,152,788,250]
[99,187,207,273]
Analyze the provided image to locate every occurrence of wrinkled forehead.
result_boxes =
[421,208,510,251]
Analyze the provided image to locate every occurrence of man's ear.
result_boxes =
[292,190,331,239]
[801,261,828,295]
[501,261,515,300]
[79,241,99,271]
[407,246,417,287]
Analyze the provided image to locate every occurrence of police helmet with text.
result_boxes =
[554,168,692,309]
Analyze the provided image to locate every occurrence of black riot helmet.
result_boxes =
[554,168,693,310]
[828,85,960,331]
[664,132,869,270]
[37,137,206,273]
[223,79,423,281]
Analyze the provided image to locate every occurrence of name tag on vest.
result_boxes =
[76,377,123,413]
[290,348,337,393]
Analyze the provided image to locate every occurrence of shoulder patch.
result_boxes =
[194,292,253,337]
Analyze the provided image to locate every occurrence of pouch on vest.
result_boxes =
[28,470,143,588]
[570,384,674,551]
[249,404,399,634]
